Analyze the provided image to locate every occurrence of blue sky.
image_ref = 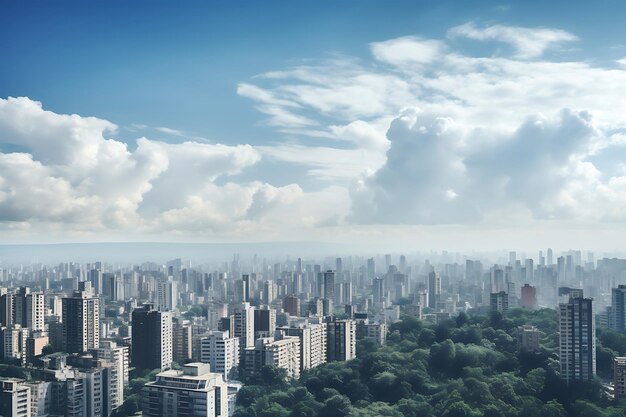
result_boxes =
[2,1,626,250]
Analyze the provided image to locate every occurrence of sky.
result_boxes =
[2,0,626,251]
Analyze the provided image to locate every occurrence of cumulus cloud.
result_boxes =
[238,22,626,229]
[0,97,349,239]
[6,21,626,242]
[350,108,602,224]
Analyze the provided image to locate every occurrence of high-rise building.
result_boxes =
[0,288,45,331]
[490,291,509,313]
[253,306,276,339]
[263,280,276,305]
[372,278,384,304]
[131,303,172,371]
[282,295,300,317]
[142,363,229,417]
[96,340,130,386]
[1,325,28,364]
[156,280,178,311]
[559,296,596,382]
[367,258,375,280]
[318,271,335,302]
[172,318,193,365]
[252,336,301,378]
[614,357,626,400]
[326,319,356,362]
[200,331,240,380]
[233,302,255,348]
[612,285,626,333]
[234,279,247,303]
[547,248,554,266]
[279,319,327,371]
[62,287,100,353]
[0,378,31,417]
[428,272,441,309]
[520,284,537,309]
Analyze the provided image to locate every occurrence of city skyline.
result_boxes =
[2,1,626,249]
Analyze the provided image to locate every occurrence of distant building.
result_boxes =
[611,285,626,333]
[614,357,626,400]
[520,284,537,309]
[142,363,229,417]
[516,325,540,352]
[490,291,509,314]
[428,272,441,309]
[282,295,300,317]
[172,318,193,365]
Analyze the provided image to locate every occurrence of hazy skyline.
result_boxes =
[2,1,626,250]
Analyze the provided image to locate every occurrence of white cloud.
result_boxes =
[448,22,578,59]
[5,22,626,244]
[0,97,350,240]
[370,37,444,66]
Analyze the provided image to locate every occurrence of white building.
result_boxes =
[142,363,229,417]
[278,318,327,371]
[254,336,301,379]
[233,302,255,349]
[200,331,240,380]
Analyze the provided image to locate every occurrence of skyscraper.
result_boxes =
[131,303,173,371]
[559,296,596,382]
[612,285,626,333]
[233,302,255,348]
[428,272,441,309]
[326,319,356,362]
[62,286,100,353]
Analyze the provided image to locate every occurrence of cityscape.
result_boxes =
[3,1,626,417]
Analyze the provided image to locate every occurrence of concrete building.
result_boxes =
[278,319,327,371]
[516,325,540,352]
[142,363,229,417]
[233,302,255,349]
[172,318,193,365]
[253,306,276,339]
[200,331,240,380]
[559,296,596,382]
[490,291,509,314]
[131,303,173,371]
[326,319,356,362]
[614,357,626,400]
[253,336,301,378]
[62,287,100,353]
[282,295,300,317]
[520,284,537,309]
[96,340,129,386]
[0,378,30,417]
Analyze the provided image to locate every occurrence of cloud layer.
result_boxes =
[4,22,626,245]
